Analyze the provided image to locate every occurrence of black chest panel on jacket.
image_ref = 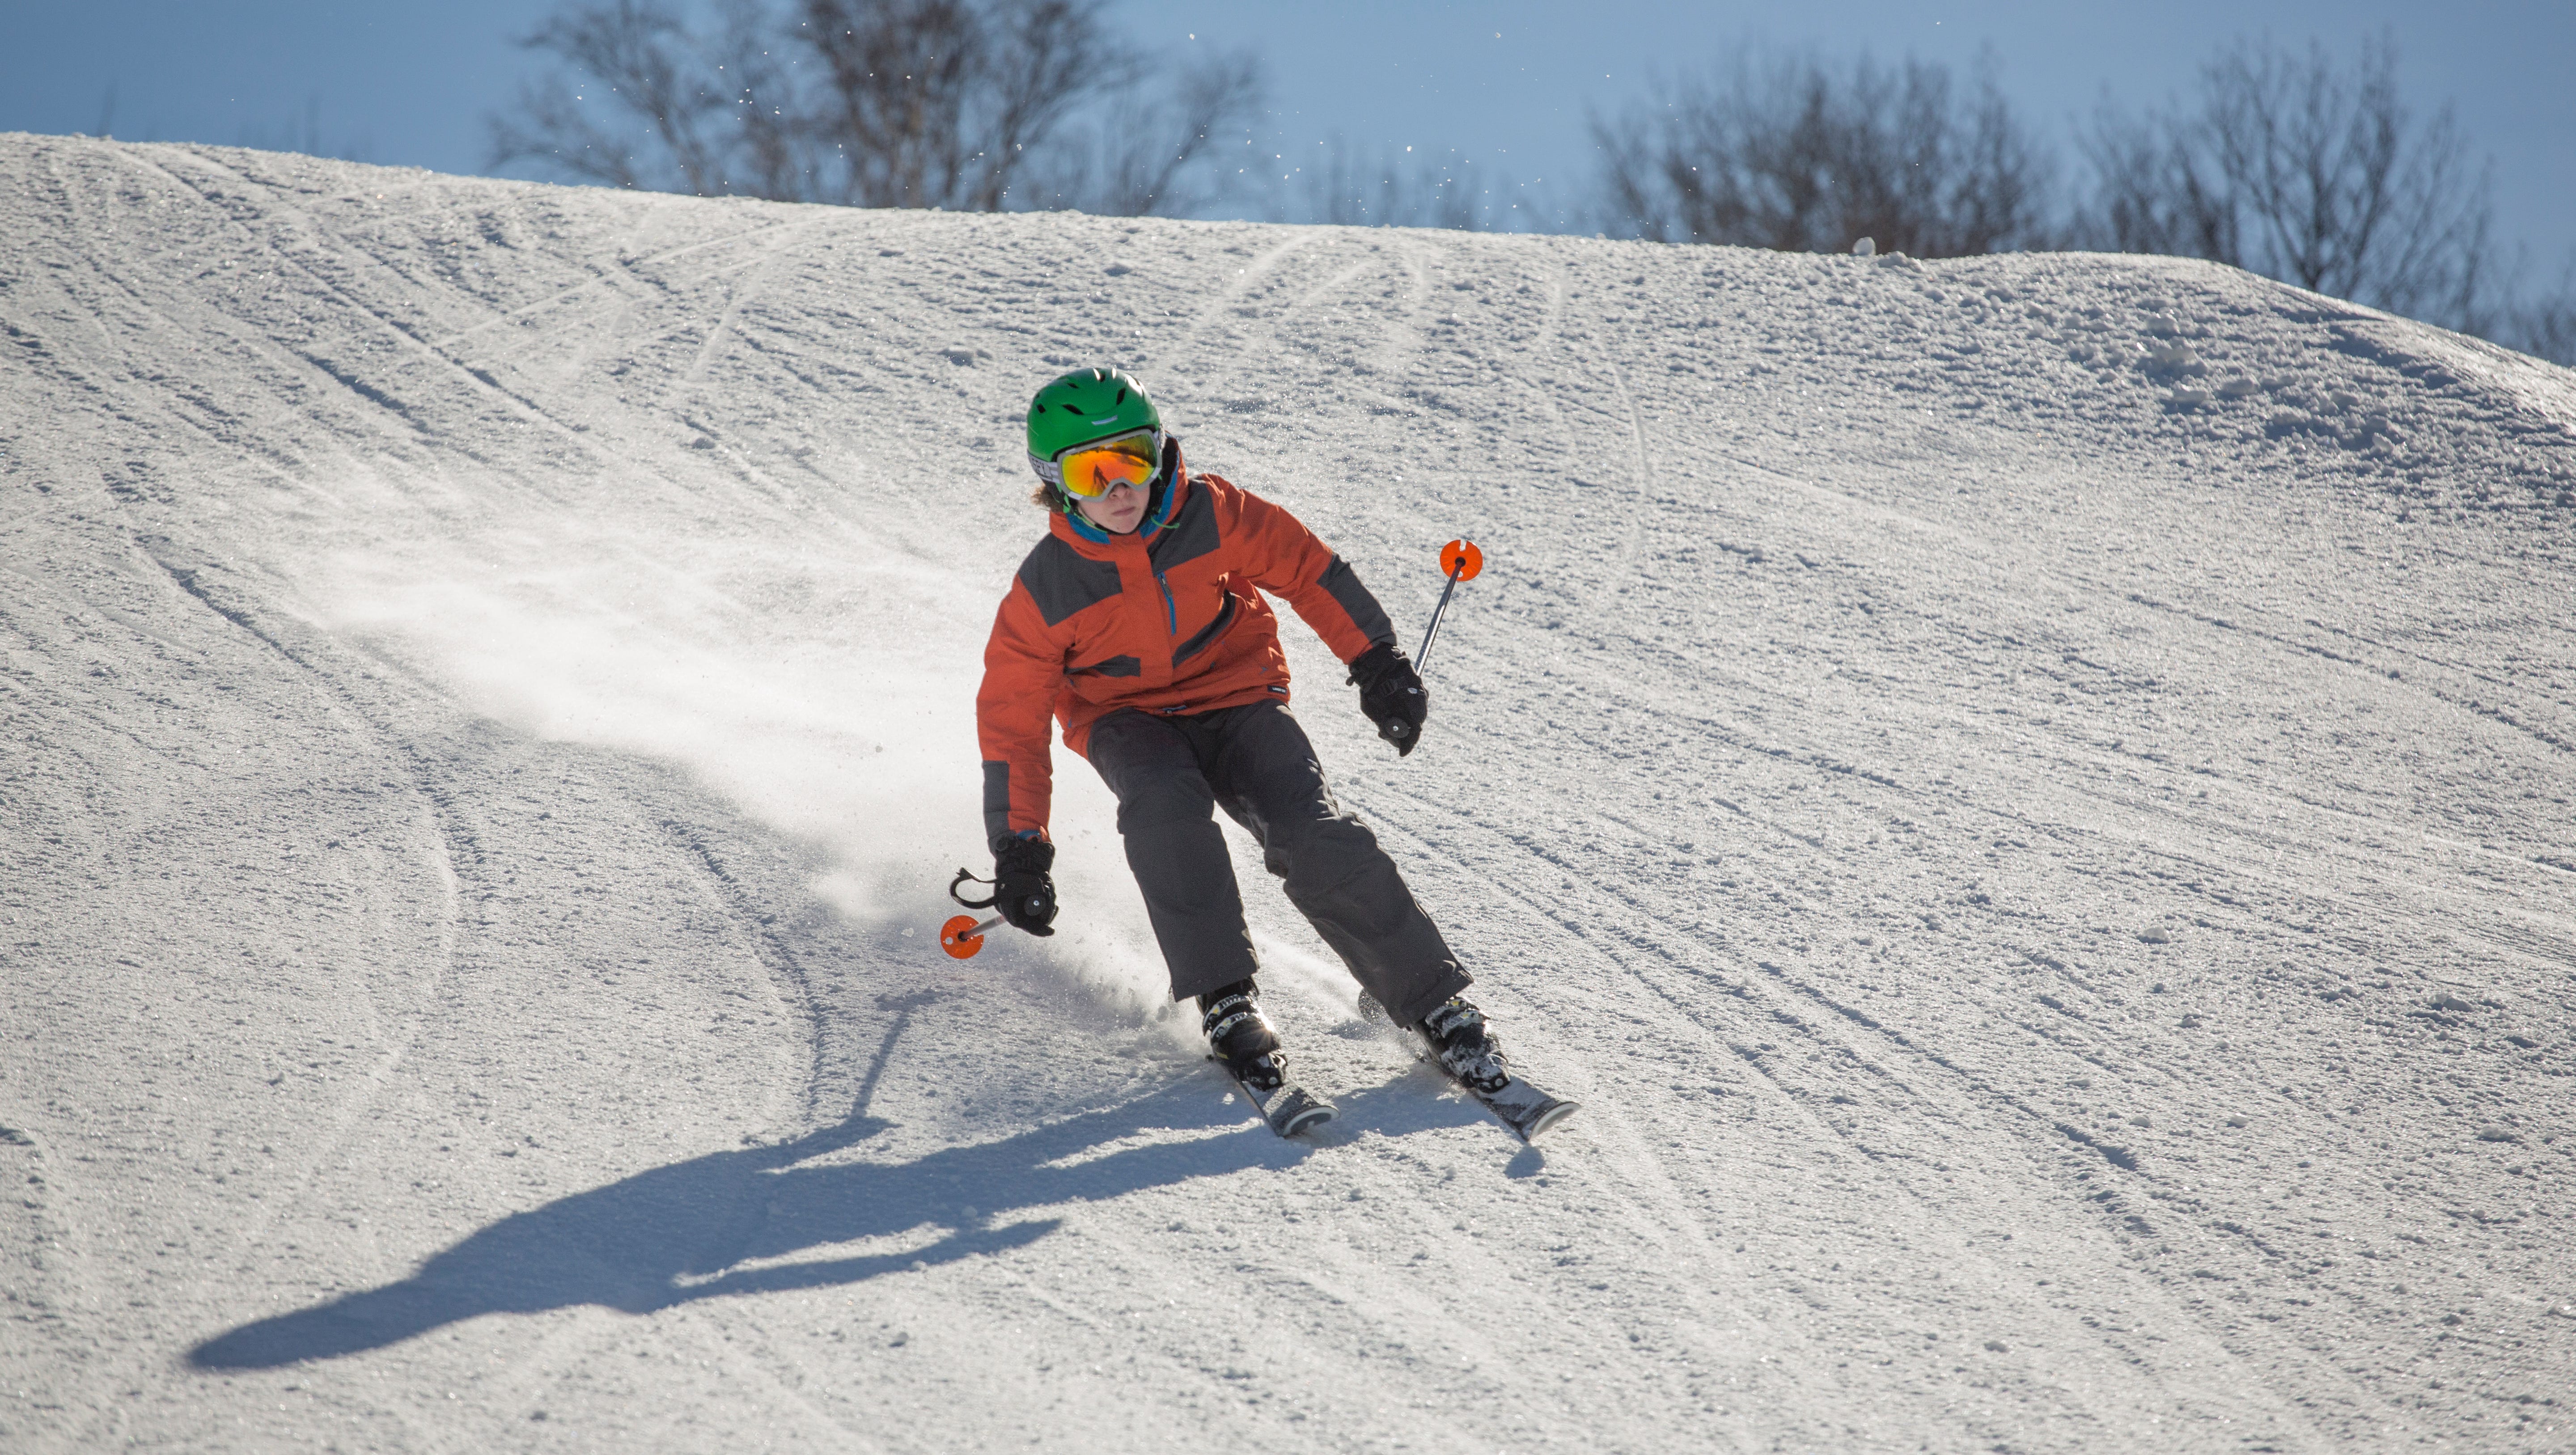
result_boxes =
[1017,534,1125,627]
[1147,482,1221,572]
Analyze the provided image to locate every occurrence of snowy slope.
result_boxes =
[4,132,2574,1453]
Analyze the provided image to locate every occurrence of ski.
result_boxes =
[1215,1058,1338,1137]
[1458,1074,1578,1143]
[1199,987,1336,1138]
[1360,993,1580,1143]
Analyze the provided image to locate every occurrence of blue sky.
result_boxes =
[4,1,2568,278]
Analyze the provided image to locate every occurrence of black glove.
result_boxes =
[991,835,1058,936]
[1348,642,1427,756]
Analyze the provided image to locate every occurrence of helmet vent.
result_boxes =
[1115,389,1127,404]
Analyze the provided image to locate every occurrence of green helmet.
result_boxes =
[1026,367,1163,499]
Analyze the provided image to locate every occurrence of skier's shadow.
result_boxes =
[190,994,1411,1370]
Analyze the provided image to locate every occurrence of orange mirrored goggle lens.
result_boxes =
[1056,432,1160,499]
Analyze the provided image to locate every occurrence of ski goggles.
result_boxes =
[1034,428,1163,499]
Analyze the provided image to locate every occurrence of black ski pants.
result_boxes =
[1083,700,1470,1026]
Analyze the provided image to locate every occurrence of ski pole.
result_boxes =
[938,867,1013,960]
[1413,538,1483,675]
[940,914,1005,960]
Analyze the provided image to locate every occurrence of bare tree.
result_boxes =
[714,0,810,199]
[2517,300,2576,367]
[1284,139,1512,231]
[2500,255,2576,367]
[1593,50,2054,257]
[2076,34,2497,331]
[490,0,1260,216]
[1105,57,1264,218]
[796,0,1092,209]
[1022,54,1263,217]
[490,0,746,195]
[2076,99,2229,263]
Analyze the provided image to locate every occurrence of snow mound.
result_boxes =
[6,134,2573,1452]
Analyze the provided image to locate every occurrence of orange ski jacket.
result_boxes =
[977,445,1396,847]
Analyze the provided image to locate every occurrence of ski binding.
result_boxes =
[1215,1057,1338,1138]
[1360,993,1579,1143]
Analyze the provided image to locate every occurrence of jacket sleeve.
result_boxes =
[1229,484,1398,664]
[975,582,1067,849]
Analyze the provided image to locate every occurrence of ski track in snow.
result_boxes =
[4,134,2575,1452]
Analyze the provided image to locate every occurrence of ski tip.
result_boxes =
[1517,1100,1579,1143]
[1241,1077,1339,1138]
[1279,1104,1338,1138]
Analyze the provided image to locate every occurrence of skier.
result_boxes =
[970,366,1512,1130]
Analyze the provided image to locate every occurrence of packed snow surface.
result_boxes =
[6,134,2576,1452]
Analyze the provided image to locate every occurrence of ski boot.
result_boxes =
[1199,980,1288,1093]
[1200,980,1336,1137]
[1419,996,1512,1094]
[1422,995,1573,1141]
